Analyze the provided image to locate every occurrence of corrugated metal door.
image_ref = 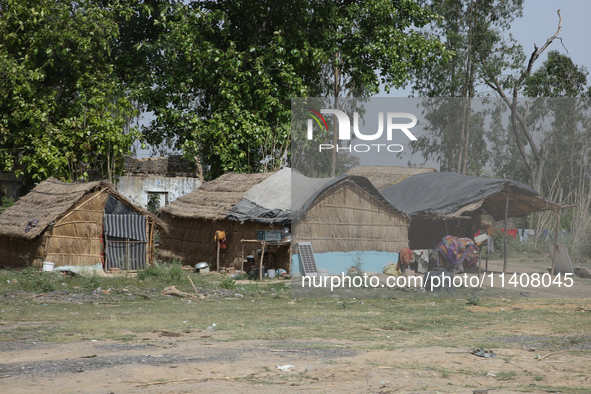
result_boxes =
[104,214,147,270]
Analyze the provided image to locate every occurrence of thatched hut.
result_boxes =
[0,178,166,270]
[158,172,277,268]
[159,168,409,274]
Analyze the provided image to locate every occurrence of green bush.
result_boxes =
[137,262,184,284]
[219,277,236,289]
[0,197,15,214]
[81,274,102,290]
[18,266,60,293]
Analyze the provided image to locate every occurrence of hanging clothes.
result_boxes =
[397,247,412,271]
[435,235,479,269]
[411,249,430,274]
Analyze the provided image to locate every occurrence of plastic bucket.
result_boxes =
[42,262,55,272]
[317,268,329,278]
[267,269,276,278]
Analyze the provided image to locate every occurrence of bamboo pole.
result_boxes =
[216,241,220,272]
[55,188,108,225]
[503,184,510,273]
[259,241,266,281]
[551,188,563,276]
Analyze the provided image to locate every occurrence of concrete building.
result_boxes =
[115,156,202,210]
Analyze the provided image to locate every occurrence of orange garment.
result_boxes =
[214,230,227,250]
[214,230,226,243]
[397,247,412,271]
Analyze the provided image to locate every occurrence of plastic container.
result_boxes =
[42,262,55,272]
[267,269,276,278]
[256,230,282,242]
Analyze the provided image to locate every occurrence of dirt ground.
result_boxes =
[1,330,590,394]
[2,257,591,393]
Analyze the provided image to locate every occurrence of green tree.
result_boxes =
[481,11,566,192]
[139,1,450,178]
[0,0,139,182]
[410,0,523,175]
[138,3,308,178]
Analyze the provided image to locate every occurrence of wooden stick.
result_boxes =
[217,241,220,272]
[305,386,336,390]
[259,241,266,281]
[52,220,103,228]
[187,276,198,293]
[551,188,563,276]
[536,349,578,361]
[45,235,102,240]
[55,188,108,225]
[44,253,102,257]
[137,376,238,387]
[503,185,510,273]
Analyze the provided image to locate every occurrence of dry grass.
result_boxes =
[0,272,589,351]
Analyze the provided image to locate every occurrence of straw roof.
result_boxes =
[347,166,437,191]
[0,178,166,240]
[159,171,277,220]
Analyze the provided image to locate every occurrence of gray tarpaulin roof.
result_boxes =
[227,168,404,224]
[381,172,561,221]
[242,168,332,211]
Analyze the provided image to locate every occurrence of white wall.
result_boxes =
[115,175,201,209]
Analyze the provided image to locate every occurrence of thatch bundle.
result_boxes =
[0,178,165,268]
[348,165,437,191]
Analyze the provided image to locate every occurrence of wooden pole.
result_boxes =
[503,185,510,273]
[477,246,482,288]
[485,238,489,272]
[216,241,220,272]
[241,240,244,273]
[259,241,266,281]
[126,237,130,271]
[551,188,563,276]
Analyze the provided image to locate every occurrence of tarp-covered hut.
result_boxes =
[348,165,437,191]
[0,178,166,270]
[381,172,562,249]
[159,168,409,274]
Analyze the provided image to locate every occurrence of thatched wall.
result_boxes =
[159,217,291,271]
[44,190,108,267]
[0,236,45,267]
[293,181,408,253]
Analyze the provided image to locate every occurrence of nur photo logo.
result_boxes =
[304,107,418,153]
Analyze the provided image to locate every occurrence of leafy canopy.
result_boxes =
[0,0,139,182]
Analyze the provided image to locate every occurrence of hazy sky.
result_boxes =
[384,0,591,98]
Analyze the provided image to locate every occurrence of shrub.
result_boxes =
[220,277,236,289]
[137,262,184,284]
[18,266,60,293]
[0,197,15,214]
[81,274,102,290]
